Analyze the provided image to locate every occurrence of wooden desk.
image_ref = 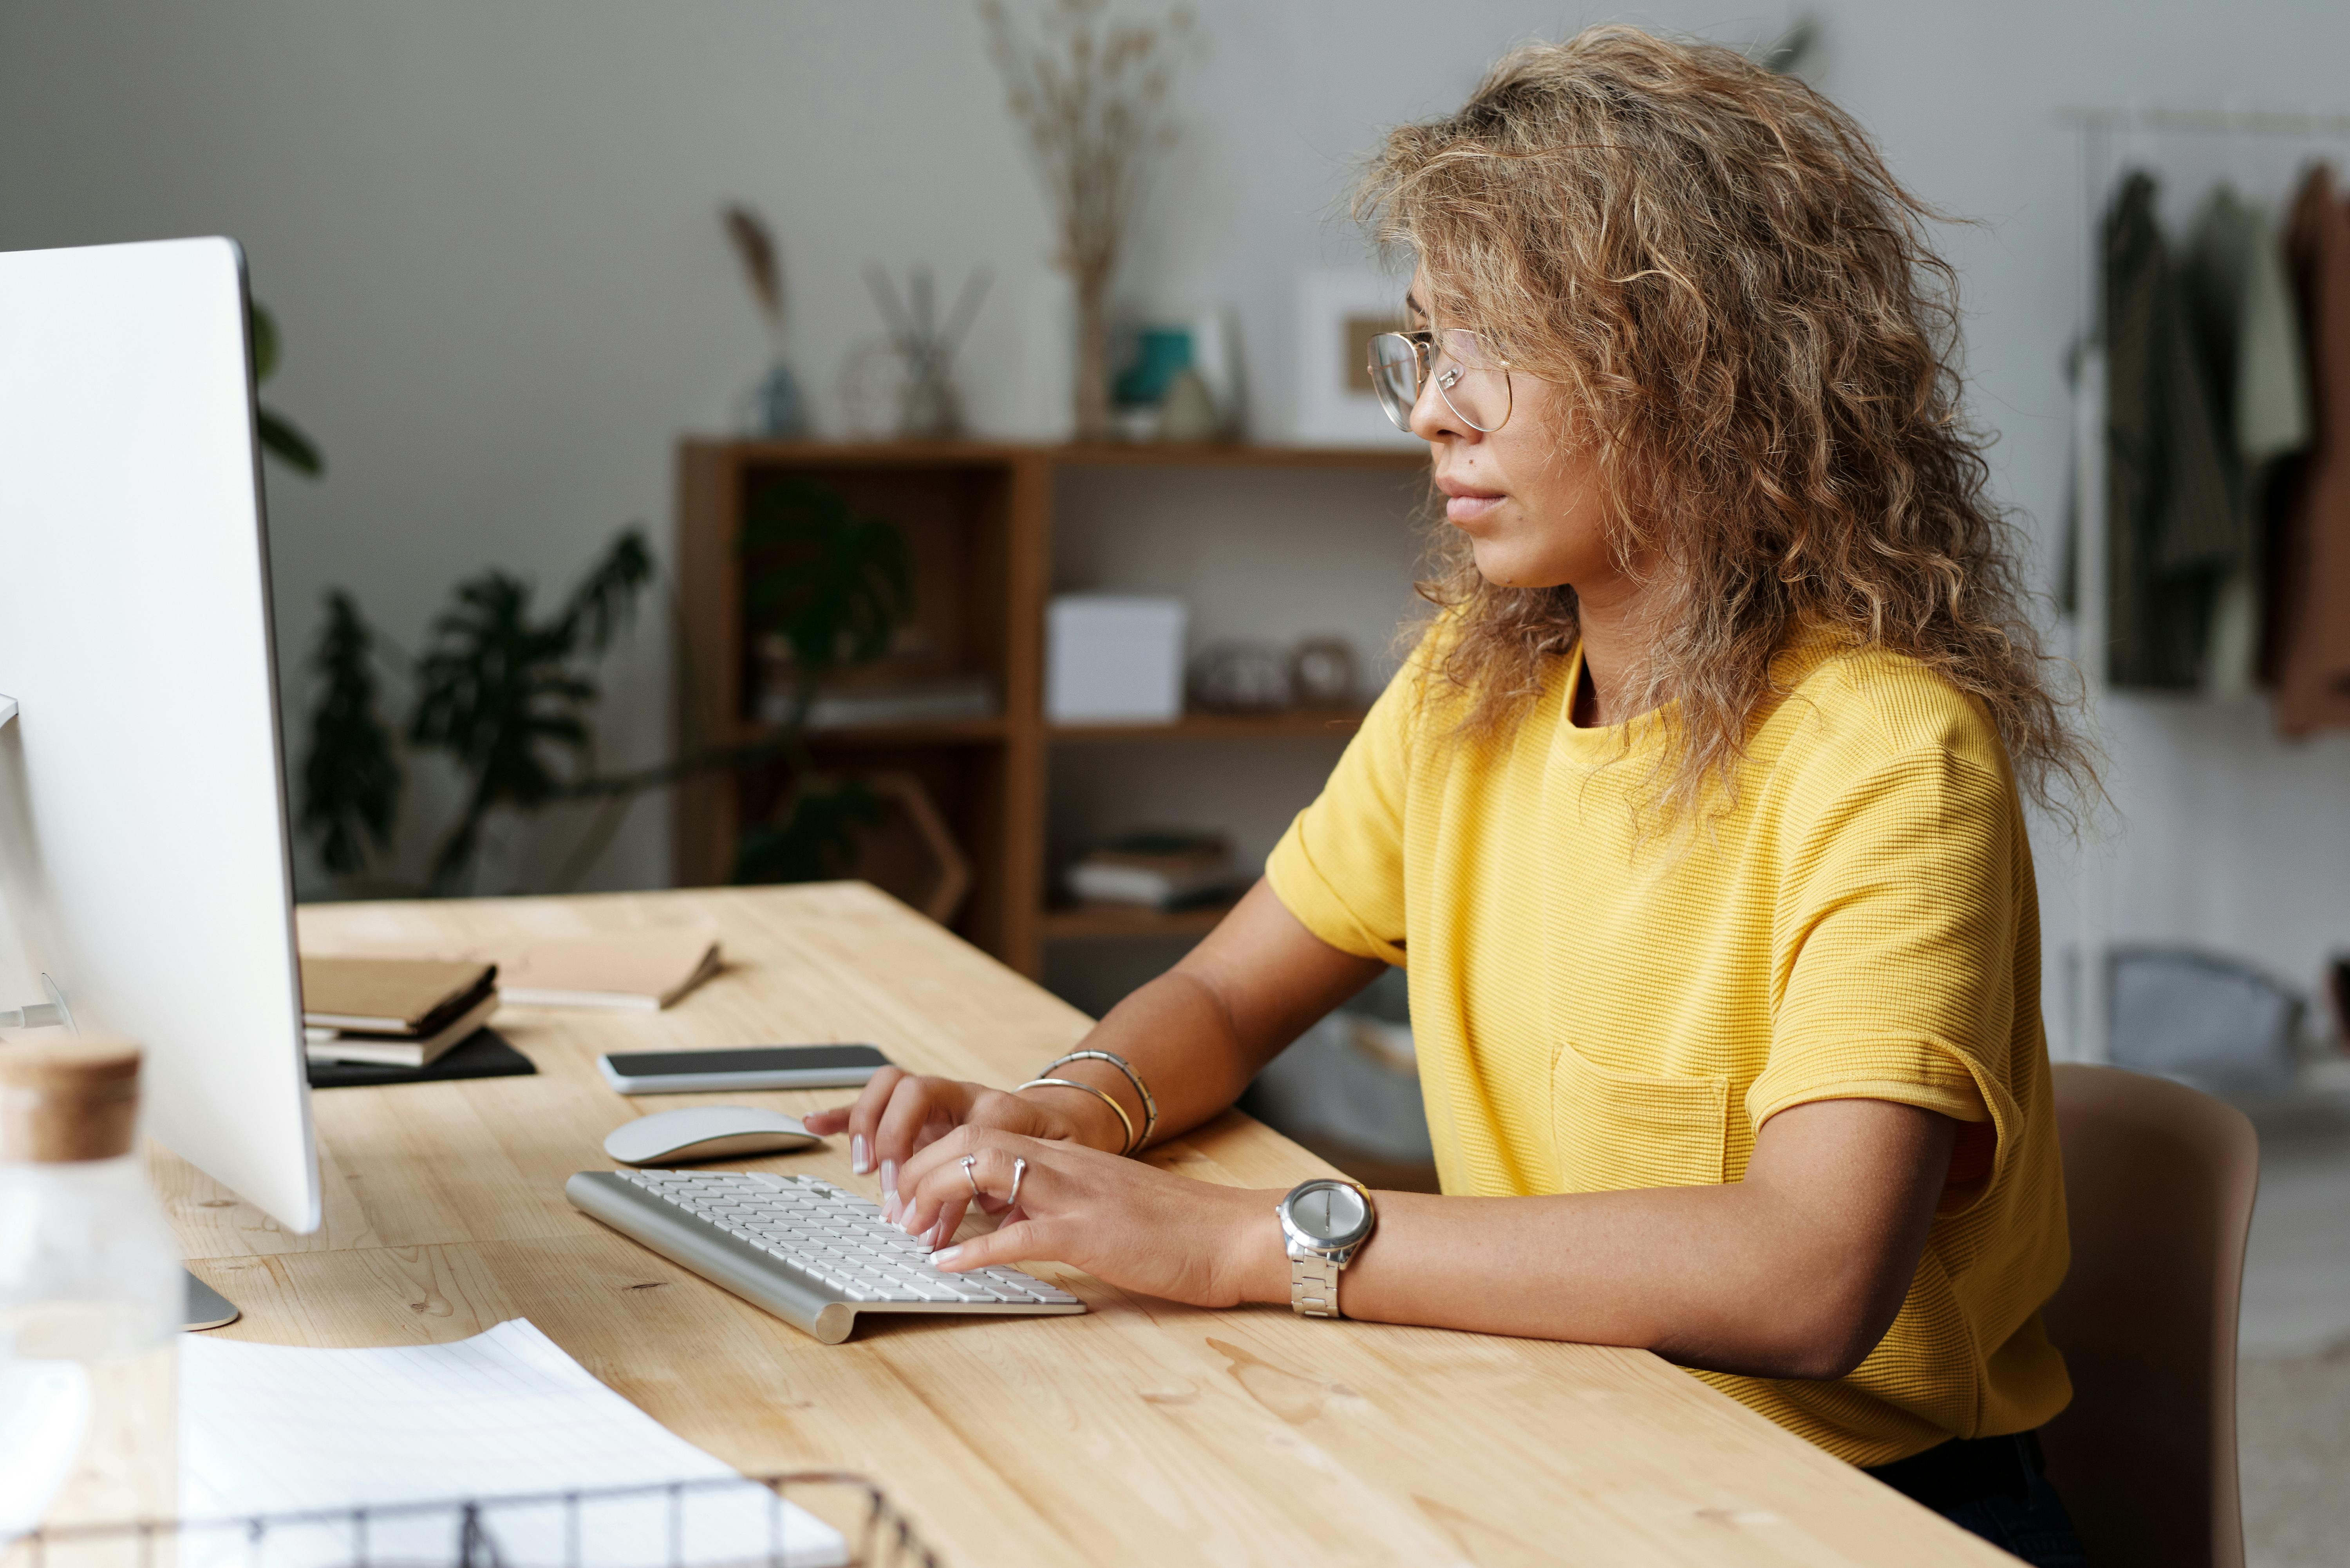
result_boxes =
[157,885,2003,1567]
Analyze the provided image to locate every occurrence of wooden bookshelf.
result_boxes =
[1047,709,1365,744]
[709,439,1428,474]
[797,716,1013,747]
[672,440,1424,977]
[1036,901,1241,941]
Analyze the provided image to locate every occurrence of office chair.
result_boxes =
[2037,1063,2260,1568]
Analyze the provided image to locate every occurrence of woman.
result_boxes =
[806,28,2092,1563]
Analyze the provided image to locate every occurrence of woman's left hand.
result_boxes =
[892,1125,1285,1309]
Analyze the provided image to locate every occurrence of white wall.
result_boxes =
[3,1,2349,1021]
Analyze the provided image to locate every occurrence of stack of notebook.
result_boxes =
[301,957,500,1068]
[490,929,722,1010]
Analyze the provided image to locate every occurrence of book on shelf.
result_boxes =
[491,929,722,1010]
[756,674,998,730]
[1064,829,1239,910]
[299,956,500,1068]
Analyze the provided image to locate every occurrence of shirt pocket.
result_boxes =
[1548,1040,1730,1192]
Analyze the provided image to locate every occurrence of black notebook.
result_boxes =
[306,1029,536,1090]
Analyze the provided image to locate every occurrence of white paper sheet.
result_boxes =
[0,1360,90,1540]
[177,1319,846,1568]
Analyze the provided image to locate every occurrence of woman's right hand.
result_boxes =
[799,1067,1125,1223]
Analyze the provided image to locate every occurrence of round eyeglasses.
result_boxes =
[1367,328,1514,434]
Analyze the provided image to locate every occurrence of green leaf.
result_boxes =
[249,301,326,475]
[562,527,655,652]
[298,590,402,876]
[405,533,654,894]
[249,301,281,383]
[738,478,914,716]
[1756,15,1819,75]
[257,406,324,476]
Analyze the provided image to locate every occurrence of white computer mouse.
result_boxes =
[602,1106,822,1166]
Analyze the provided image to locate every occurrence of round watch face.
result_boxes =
[1290,1181,1367,1246]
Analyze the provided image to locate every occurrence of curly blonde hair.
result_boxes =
[1355,27,2094,824]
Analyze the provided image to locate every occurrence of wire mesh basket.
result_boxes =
[7,1473,940,1568]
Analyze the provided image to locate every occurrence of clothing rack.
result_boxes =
[2066,104,2350,362]
[2061,106,2350,139]
[2060,106,2347,1066]
[2066,102,2350,328]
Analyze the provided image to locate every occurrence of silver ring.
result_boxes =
[1005,1156,1028,1212]
[960,1154,981,1199]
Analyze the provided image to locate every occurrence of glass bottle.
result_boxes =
[0,1040,183,1541]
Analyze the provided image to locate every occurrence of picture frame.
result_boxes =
[1294,267,1419,448]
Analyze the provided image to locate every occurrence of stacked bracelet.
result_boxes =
[1043,1049,1159,1152]
[1016,1077,1136,1155]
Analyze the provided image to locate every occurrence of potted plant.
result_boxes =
[978,0,1191,442]
[298,479,922,899]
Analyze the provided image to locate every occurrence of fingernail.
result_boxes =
[926,1220,948,1249]
[882,1192,900,1225]
[932,1245,963,1267]
[851,1135,870,1175]
[880,1159,898,1199]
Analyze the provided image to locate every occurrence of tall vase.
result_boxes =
[1072,267,1115,444]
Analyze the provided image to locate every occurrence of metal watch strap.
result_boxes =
[1289,1252,1343,1319]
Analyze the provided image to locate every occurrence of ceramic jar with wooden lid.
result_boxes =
[0,1039,183,1530]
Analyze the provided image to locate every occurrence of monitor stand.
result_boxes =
[0,973,72,1031]
[184,1268,240,1332]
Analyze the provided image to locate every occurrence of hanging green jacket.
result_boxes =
[2104,171,2241,689]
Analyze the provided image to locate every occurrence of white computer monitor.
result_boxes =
[0,237,318,1241]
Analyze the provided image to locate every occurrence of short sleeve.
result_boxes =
[1747,748,2025,1198]
[1263,631,1435,966]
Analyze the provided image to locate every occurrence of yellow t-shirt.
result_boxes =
[1264,620,2072,1466]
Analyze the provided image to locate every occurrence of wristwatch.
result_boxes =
[1275,1177,1376,1319]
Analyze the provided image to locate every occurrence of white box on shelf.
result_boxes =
[1046,595,1187,723]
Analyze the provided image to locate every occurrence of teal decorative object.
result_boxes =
[1114,325,1193,408]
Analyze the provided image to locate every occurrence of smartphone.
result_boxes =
[598,1044,891,1095]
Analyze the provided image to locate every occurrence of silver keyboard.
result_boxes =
[566,1169,1085,1344]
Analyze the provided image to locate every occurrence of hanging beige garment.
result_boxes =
[2272,167,2350,734]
